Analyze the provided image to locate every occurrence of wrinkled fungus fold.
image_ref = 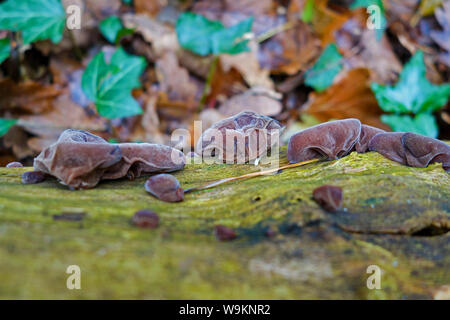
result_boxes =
[287,119,449,172]
[369,132,450,172]
[34,129,186,189]
[197,111,284,163]
[287,119,362,163]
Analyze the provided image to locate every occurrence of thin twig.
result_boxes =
[256,20,296,43]
[184,158,321,193]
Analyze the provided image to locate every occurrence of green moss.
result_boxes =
[0,149,448,299]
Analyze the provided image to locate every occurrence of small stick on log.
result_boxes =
[185,158,322,193]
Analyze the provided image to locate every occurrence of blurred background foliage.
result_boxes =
[0,0,449,166]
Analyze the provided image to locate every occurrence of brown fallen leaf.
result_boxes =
[155,51,200,109]
[335,9,402,83]
[303,68,390,130]
[122,13,179,59]
[309,0,351,46]
[430,1,450,66]
[3,126,34,159]
[259,20,321,75]
[220,40,274,89]
[384,0,421,24]
[124,12,214,80]
[218,86,282,117]
[18,92,107,153]
[134,0,165,17]
[0,79,62,114]
[207,59,246,108]
[50,54,90,107]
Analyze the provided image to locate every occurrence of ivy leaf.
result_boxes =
[99,16,134,45]
[0,0,66,44]
[99,16,124,44]
[176,12,253,56]
[211,17,253,55]
[81,52,109,102]
[176,12,224,56]
[381,113,438,138]
[301,0,315,23]
[0,118,17,137]
[82,48,147,119]
[0,38,10,64]
[371,51,450,114]
[304,43,343,92]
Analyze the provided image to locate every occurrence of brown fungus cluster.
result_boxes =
[33,129,186,189]
[197,111,284,163]
[287,119,383,163]
[288,119,450,172]
[369,132,450,172]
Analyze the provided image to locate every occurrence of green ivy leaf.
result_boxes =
[301,0,315,23]
[304,43,343,92]
[0,118,17,137]
[81,48,147,119]
[176,12,253,56]
[211,17,253,55]
[176,12,225,56]
[0,0,66,44]
[99,16,124,44]
[381,113,438,138]
[0,38,10,64]
[371,51,450,114]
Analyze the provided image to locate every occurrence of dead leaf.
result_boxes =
[141,93,167,144]
[0,79,62,114]
[135,0,166,17]
[155,51,200,109]
[303,68,390,130]
[335,9,403,83]
[430,1,450,66]
[220,40,274,89]
[18,93,107,152]
[259,21,321,75]
[122,13,179,59]
[218,86,282,117]
[385,0,421,23]
[207,60,246,108]
[310,0,351,46]
[49,54,90,107]
[3,126,34,159]
[177,49,213,79]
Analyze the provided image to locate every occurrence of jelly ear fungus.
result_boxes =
[33,129,186,189]
[287,119,362,163]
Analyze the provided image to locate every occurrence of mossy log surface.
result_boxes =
[0,148,449,299]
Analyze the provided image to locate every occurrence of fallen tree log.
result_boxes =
[0,149,448,299]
